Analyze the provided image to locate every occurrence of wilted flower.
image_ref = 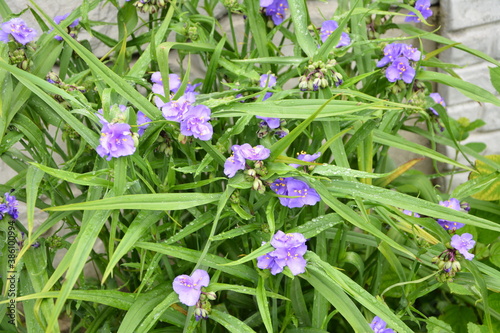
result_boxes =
[0,192,19,220]
[0,18,37,45]
[437,198,466,231]
[270,177,321,208]
[405,0,433,23]
[319,20,350,47]
[370,316,395,333]
[257,231,308,275]
[173,269,210,306]
[451,233,475,260]
[290,151,321,168]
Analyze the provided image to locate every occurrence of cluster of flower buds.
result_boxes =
[130,0,167,14]
[8,45,35,70]
[256,117,288,139]
[432,233,475,282]
[298,59,342,91]
[46,71,86,93]
[194,291,217,321]
[432,249,462,282]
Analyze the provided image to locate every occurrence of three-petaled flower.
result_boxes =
[370,316,395,333]
[257,231,308,275]
[270,177,321,208]
[260,0,289,25]
[173,269,210,306]
[0,192,19,220]
[437,198,466,231]
[451,233,475,260]
[0,18,37,45]
[224,144,271,178]
[405,0,433,23]
[319,20,351,48]
[385,57,415,83]
[289,151,321,168]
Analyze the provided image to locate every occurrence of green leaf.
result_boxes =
[43,193,222,211]
[210,309,257,333]
[417,71,500,107]
[323,180,500,232]
[426,317,454,333]
[489,67,500,94]
[288,0,316,58]
[306,252,412,333]
[31,163,113,187]
[468,155,500,201]
[256,277,273,333]
[439,305,477,333]
[102,211,165,282]
[136,242,259,283]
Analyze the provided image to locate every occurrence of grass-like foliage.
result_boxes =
[1,0,500,332]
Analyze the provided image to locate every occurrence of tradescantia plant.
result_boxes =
[1,0,500,332]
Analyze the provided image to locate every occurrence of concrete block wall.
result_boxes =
[439,0,500,188]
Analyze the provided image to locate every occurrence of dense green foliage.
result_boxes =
[1,0,500,332]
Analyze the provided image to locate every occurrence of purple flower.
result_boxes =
[257,230,308,275]
[259,74,277,101]
[403,209,420,218]
[0,18,37,45]
[256,116,281,129]
[0,192,19,220]
[257,251,287,275]
[173,269,210,306]
[239,144,270,160]
[376,43,420,68]
[376,43,404,68]
[160,94,196,122]
[180,105,213,141]
[270,230,307,249]
[224,145,246,178]
[270,177,321,208]
[429,92,446,116]
[262,0,289,25]
[137,111,151,136]
[385,57,415,83]
[54,13,80,27]
[370,316,395,333]
[290,151,321,168]
[320,20,351,47]
[401,44,421,62]
[96,122,136,161]
[451,233,475,260]
[437,198,466,231]
[405,0,433,23]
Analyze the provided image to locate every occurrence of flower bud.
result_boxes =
[452,260,461,272]
[205,291,217,300]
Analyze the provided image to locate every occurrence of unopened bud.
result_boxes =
[205,291,217,300]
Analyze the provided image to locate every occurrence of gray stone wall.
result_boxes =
[439,0,500,188]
